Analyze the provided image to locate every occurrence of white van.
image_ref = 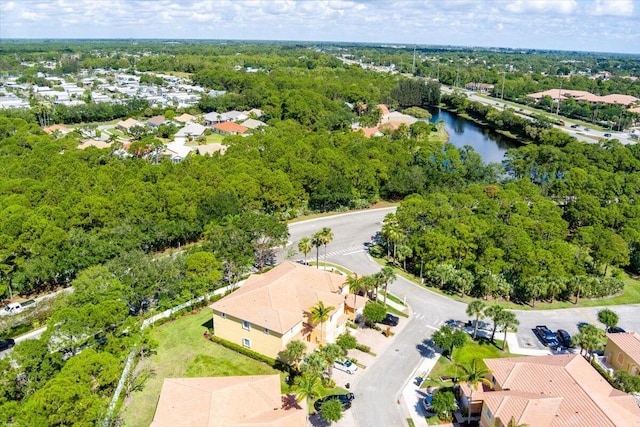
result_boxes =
[1,302,24,316]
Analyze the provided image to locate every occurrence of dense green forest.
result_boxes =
[0,40,639,425]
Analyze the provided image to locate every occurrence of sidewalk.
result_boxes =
[400,350,447,427]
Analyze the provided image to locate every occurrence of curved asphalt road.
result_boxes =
[287,208,640,426]
[288,208,469,426]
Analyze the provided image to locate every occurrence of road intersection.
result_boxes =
[287,207,640,426]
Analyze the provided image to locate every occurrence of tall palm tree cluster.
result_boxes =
[345,267,396,307]
[465,300,519,351]
[297,227,333,268]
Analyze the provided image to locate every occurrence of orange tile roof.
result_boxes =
[150,375,306,427]
[606,332,640,366]
[527,89,638,106]
[210,262,347,334]
[376,104,390,116]
[213,121,248,134]
[358,126,382,138]
[480,354,640,427]
[42,124,70,134]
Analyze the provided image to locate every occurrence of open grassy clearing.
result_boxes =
[423,339,511,388]
[119,308,282,427]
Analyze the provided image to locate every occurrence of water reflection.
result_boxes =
[427,108,519,164]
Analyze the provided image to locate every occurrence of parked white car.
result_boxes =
[0,300,36,316]
[333,359,358,374]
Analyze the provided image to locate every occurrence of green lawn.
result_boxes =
[119,309,282,427]
[423,339,511,388]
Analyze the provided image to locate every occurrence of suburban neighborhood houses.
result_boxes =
[471,354,640,427]
[1,37,640,427]
[210,261,366,359]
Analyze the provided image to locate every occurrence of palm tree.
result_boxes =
[378,266,396,306]
[346,273,363,309]
[310,301,335,345]
[466,300,486,340]
[297,237,312,263]
[283,340,307,372]
[545,276,565,303]
[456,359,492,424]
[311,232,323,269]
[320,343,343,379]
[293,373,321,402]
[319,227,334,265]
[506,416,529,427]
[485,305,504,343]
[574,324,604,362]
[499,311,519,351]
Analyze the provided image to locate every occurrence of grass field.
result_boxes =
[424,339,511,388]
[119,309,282,427]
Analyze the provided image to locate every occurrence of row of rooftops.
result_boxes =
[527,89,639,107]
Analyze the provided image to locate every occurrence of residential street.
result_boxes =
[287,208,640,427]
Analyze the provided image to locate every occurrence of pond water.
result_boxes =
[427,108,520,164]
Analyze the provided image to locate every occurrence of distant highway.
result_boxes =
[441,85,636,145]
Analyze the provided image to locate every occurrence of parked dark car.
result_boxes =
[607,326,626,333]
[534,325,560,347]
[314,393,355,412]
[570,124,579,128]
[604,133,612,138]
[0,338,16,351]
[556,329,572,348]
[380,313,399,327]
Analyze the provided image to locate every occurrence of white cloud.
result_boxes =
[505,0,577,14]
[592,0,634,16]
[0,0,638,53]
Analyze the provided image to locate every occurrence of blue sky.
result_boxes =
[1,0,639,54]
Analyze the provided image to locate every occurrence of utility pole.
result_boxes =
[556,79,563,116]
[501,71,506,101]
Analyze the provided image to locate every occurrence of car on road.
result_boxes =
[0,339,16,351]
[604,133,612,138]
[570,124,579,128]
[607,326,626,333]
[380,313,399,327]
[334,359,358,374]
[556,329,572,348]
[314,393,355,412]
[584,127,590,131]
[534,325,560,347]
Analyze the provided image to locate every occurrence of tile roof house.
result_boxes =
[240,118,267,130]
[527,89,639,107]
[174,113,195,124]
[220,110,248,122]
[116,117,143,132]
[604,332,640,376]
[469,354,640,427]
[150,375,306,427]
[196,143,227,156]
[175,122,206,139]
[42,124,71,135]
[209,261,366,359]
[203,111,225,125]
[147,115,166,128]
[212,121,248,136]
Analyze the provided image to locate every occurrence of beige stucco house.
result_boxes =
[463,354,640,427]
[150,375,306,427]
[209,261,366,359]
[604,332,640,376]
